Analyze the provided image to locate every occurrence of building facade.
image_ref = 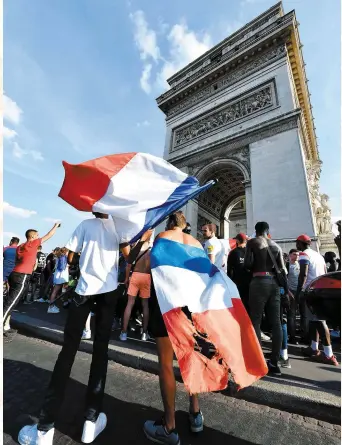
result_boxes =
[156,2,334,252]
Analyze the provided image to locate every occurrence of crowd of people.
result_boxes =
[2,213,341,445]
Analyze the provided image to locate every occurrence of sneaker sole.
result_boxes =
[190,425,204,433]
[81,417,107,443]
[143,429,181,445]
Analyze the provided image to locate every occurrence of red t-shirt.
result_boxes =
[13,238,42,274]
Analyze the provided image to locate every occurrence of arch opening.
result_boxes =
[196,161,248,240]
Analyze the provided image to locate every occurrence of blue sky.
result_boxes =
[3,0,341,252]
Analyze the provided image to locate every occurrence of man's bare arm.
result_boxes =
[244,242,253,271]
[208,254,215,264]
[41,223,60,244]
[67,251,75,265]
[120,244,131,261]
[296,263,309,298]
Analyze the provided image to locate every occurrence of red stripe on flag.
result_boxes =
[58,153,136,211]
[163,298,267,394]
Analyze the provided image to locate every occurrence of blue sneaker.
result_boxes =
[143,419,180,445]
[189,411,204,433]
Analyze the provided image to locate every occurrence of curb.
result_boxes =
[11,312,341,425]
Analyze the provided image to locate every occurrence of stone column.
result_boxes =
[183,199,199,236]
[223,217,230,239]
[249,128,316,239]
[243,180,254,237]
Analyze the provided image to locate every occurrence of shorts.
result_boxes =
[127,272,151,299]
[148,281,193,339]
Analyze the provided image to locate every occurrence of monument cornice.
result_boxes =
[168,109,301,168]
[156,10,294,109]
[166,2,284,87]
[286,18,318,160]
[164,43,286,120]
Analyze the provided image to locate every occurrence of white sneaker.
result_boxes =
[82,329,91,340]
[18,424,54,445]
[81,412,107,443]
[119,331,127,341]
[37,298,46,303]
[141,333,150,341]
[47,305,60,314]
[261,331,271,341]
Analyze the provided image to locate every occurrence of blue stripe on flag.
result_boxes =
[150,238,219,277]
[130,177,214,243]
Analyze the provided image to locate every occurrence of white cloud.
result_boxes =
[3,126,18,139]
[140,63,152,94]
[3,94,23,125]
[30,150,44,161]
[11,141,44,161]
[130,12,212,94]
[3,202,37,218]
[44,217,62,223]
[12,141,26,159]
[130,11,160,95]
[3,232,21,241]
[156,22,212,89]
[137,120,151,127]
[130,10,160,61]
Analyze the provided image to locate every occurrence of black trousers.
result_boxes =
[286,288,298,338]
[38,289,118,431]
[3,272,31,324]
[249,276,282,365]
[33,272,45,300]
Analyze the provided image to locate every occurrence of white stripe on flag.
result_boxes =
[93,153,189,242]
[93,153,187,216]
[152,265,239,315]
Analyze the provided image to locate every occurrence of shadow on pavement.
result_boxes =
[4,359,254,445]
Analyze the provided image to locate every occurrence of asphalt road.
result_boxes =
[16,303,341,394]
[4,334,340,445]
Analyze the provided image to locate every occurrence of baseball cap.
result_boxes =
[234,233,247,242]
[297,234,311,243]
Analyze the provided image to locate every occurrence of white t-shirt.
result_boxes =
[204,237,226,270]
[65,218,121,296]
[299,248,327,289]
[219,239,231,273]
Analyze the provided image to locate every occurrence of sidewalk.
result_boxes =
[11,302,341,424]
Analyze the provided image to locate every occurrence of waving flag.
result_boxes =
[151,238,267,394]
[59,152,213,243]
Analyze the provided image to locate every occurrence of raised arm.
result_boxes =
[41,223,60,244]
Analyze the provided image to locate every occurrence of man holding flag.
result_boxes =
[18,212,136,445]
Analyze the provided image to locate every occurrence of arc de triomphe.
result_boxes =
[156,2,334,252]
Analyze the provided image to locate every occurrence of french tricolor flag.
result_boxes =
[151,238,268,394]
[58,152,213,243]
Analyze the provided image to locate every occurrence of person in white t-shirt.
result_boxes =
[296,234,338,366]
[18,212,134,445]
[202,224,226,270]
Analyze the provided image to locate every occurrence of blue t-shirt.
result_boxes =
[3,246,17,281]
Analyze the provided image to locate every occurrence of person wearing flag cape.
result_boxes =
[130,211,268,445]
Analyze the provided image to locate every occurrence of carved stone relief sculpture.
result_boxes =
[316,194,332,235]
[173,85,274,149]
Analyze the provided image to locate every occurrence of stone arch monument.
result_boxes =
[156,2,334,252]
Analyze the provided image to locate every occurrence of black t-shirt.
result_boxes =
[36,251,46,273]
[44,253,56,276]
[227,247,251,287]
